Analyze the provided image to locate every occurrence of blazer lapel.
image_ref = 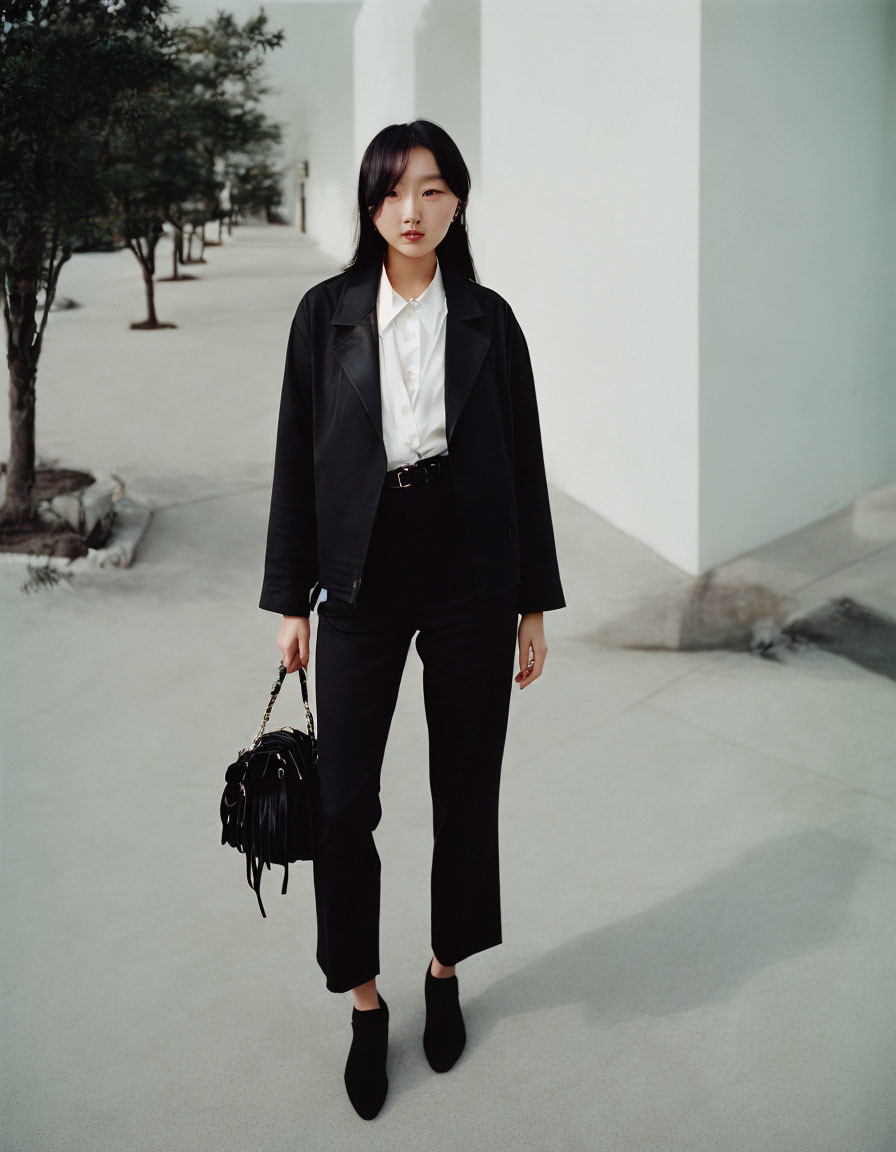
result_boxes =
[331,261,383,438]
[442,261,491,444]
[331,256,491,446]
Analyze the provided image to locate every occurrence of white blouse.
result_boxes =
[376,254,449,470]
[317,254,449,608]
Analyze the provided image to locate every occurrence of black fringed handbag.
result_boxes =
[219,662,319,917]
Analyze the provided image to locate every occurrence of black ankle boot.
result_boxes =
[423,960,466,1072]
[344,991,389,1120]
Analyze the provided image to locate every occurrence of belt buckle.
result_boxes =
[397,465,413,488]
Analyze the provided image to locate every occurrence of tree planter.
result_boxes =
[36,469,118,546]
[0,462,152,568]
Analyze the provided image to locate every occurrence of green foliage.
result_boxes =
[0,0,287,284]
[0,0,176,279]
[0,0,289,523]
[166,10,285,227]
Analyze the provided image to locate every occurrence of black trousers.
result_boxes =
[312,456,519,993]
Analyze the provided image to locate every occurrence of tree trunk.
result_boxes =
[2,283,39,524]
[218,217,223,243]
[1,228,68,526]
[142,260,158,326]
[128,232,161,326]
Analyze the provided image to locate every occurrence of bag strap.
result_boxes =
[245,662,315,754]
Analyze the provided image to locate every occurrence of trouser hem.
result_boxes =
[433,933,503,969]
[319,960,381,995]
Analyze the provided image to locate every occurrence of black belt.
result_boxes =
[384,454,449,489]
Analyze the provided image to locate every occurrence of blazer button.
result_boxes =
[508,527,514,538]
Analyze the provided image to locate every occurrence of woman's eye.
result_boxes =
[386,188,443,197]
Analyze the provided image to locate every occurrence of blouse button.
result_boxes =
[402,404,409,414]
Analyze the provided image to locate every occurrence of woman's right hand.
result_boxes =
[278,615,311,672]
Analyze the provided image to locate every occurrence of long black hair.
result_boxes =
[342,119,478,283]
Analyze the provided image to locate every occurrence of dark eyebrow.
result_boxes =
[395,173,446,184]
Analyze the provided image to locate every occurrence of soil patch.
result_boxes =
[0,467,95,558]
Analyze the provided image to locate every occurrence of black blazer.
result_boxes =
[259,257,566,617]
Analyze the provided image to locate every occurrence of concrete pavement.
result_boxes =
[2,225,895,1151]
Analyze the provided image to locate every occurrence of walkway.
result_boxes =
[2,225,894,1151]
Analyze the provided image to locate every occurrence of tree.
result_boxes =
[1,0,288,528]
[0,0,173,525]
[227,130,285,222]
[164,10,284,274]
[97,9,285,306]
[97,67,212,325]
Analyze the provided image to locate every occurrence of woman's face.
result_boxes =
[370,146,460,262]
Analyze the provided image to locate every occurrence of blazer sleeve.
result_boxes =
[506,304,566,615]
[258,305,318,617]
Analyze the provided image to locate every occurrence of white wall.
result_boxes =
[698,0,896,570]
[176,0,896,576]
[354,0,427,162]
[414,0,481,198]
[353,0,480,198]
[887,2,896,462]
[264,2,359,262]
[481,0,703,573]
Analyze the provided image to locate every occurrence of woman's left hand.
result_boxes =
[515,612,547,689]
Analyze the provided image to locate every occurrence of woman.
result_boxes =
[259,119,565,1120]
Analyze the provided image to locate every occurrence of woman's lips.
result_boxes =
[402,231,423,240]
